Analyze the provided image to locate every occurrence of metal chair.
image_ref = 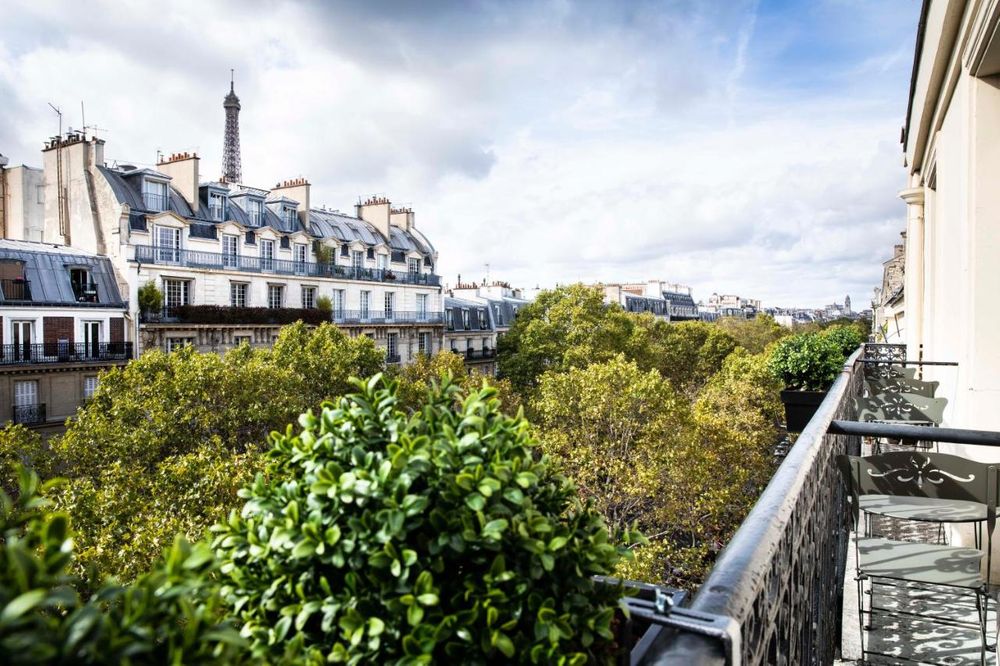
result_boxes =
[838,452,998,664]
[864,364,918,381]
[856,392,948,425]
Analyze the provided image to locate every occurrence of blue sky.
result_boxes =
[0,0,922,308]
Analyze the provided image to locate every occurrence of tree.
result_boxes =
[0,424,50,499]
[389,351,522,416]
[213,377,631,664]
[715,314,789,354]
[631,318,738,397]
[496,284,638,394]
[137,281,163,315]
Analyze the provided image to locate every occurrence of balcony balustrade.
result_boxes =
[386,353,402,364]
[135,245,442,286]
[11,403,46,426]
[144,305,444,327]
[0,342,133,367]
[464,348,496,360]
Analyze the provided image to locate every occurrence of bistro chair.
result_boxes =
[863,364,918,381]
[838,452,997,665]
[854,392,948,454]
[865,376,940,399]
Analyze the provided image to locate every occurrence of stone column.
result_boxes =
[899,186,924,360]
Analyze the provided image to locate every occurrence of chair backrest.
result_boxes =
[863,364,917,381]
[837,451,998,537]
[854,392,948,424]
[865,376,939,398]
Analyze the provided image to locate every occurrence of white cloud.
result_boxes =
[0,0,918,307]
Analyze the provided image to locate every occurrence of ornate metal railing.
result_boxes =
[134,245,442,287]
[0,278,31,301]
[0,342,133,366]
[645,348,864,664]
[11,404,46,425]
[145,306,444,327]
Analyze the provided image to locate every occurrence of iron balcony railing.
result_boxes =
[646,347,865,664]
[71,281,100,303]
[134,245,442,286]
[0,278,31,301]
[386,353,402,364]
[11,404,46,426]
[142,192,170,212]
[0,342,133,367]
[332,310,444,325]
[465,348,496,360]
[146,306,444,327]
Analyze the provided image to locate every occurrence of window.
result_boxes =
[302,286,317,309]
[163,279,190,308]
[494,305,503,326]
[417,294,428,321]
[156,226,181,263]
[283,206,297,228]
[165,338,194,353]
[418,332,430,355]
[408,258,420,276]
[447,309,454,330]
[360,291,371,319]
[234,335,252,346]
[83,376,100,400]
[478,310,488,329]
[377,254,388,270]
[230,282,248,308]
[209,191,227,221]
[70,268,97,302]
[82,321,101,358]
[462,309,470,329]
[340,245,349,257]
[387,333,398,361]
[142,179,168,211]
[384,292,395,319]
[366,248,375,260]
[260,239,275,271]
[294,244,307,274]
[268,284,284,309]
[11,321,33,361]
[247,199,263,226]
[222,234,239,268]
[13,380,38,423]
[352,250,364,270]
[332,289,345,318]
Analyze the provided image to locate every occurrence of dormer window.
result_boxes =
[208,191,227,221]
[246,198,263,226]
[142,179,168,212]
[283,206,297,228]
[69,268,98,303]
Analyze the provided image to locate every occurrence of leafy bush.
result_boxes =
[171,304,330,326]
[0,425,50,499]
[137,281,163,314]
[767,332,844,391]
[316,294,333,312]
[213,376,631,664]
[0,469,246,665]
[821,324,864,357]
[715,314,788,354]
[389,351,522,416]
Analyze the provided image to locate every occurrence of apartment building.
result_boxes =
[443,296,496,375]
[450,281,531,348]
[0,239,131,430]
[601,283,669,319]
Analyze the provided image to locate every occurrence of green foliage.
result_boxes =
[715,314,789,354]
[313,241,335,265]
[390,351,522,416]
[767,332,845,391]
[821,324,865,357]
[633,319,737,397]
[316,294,333,313]
[0,468,246,665]
[137,281,163,314]
[0,425,50,499]
[171,305,330,325]
[213,376,629,664]
[50,323,383,584]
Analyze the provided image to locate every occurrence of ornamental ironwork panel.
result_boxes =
[648,353,864,665]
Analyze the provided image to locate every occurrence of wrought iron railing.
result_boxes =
[11,404,46,425]
[71,281,100,303]
[142,192,170,212]
[0,278,31,301]
[145,306,444,327]
[0,342,133,366]
[386,353,401,364]
[646,348,865,664]
[465,349,496,360]
[134,245,442,286]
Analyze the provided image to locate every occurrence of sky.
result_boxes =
[0,0,922,308]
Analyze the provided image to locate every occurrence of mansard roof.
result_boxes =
[0,239,126,307]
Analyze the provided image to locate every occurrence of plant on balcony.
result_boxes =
[315,294,333,315]
[821,324,864,357]
[137,281,162,317]
[384,270,397,280]
[767,332,844,431]
[171,304,330,326]
[212,376,633,664]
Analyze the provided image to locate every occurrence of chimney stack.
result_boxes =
[156,152,200,212]
[357,195,391,239]
[271,177,311,227]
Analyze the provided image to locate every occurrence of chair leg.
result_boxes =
[977,592,987,665]
[857,575,867,660]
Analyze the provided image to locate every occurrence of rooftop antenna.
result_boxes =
[485,263,491,284]
[48,103,68,242]
[80,101,108,142]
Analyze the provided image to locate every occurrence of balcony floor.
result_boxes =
[839,444,997,665]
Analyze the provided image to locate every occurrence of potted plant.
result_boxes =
[768,332,844,432]
[137,281,163,322]
[384,270,397,281]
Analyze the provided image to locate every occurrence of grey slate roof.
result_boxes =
[0,240,126,307]
[98,166,436,259]
[444,297,493,332]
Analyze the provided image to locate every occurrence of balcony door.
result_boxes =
[83,321,101,359]
[156,226,181,263]
[13,380,38,424]
[12,321,33,362]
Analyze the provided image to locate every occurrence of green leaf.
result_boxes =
[0,589,47,624]
[465,493,486,511]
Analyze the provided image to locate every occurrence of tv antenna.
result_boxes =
[80,101,107,140]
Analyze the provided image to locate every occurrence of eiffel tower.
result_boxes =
[222,70,242,183]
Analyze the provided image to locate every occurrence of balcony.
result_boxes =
[142,306,444,327]
[386,353,401,364]
[11,403,46,426]
[0,342,133,367]
[465,348,496,360]
[0,278,31,302]
[134,245,442,287]
[646,343,992,664]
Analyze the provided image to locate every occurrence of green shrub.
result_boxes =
[213,375,630,664]
[0,468,246,665]
[137,281,163,314]
[0,425,50,499]
[316,294,333,313]
[767,333,844,391]
[821,324,864,357]
[171,304,330,326]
